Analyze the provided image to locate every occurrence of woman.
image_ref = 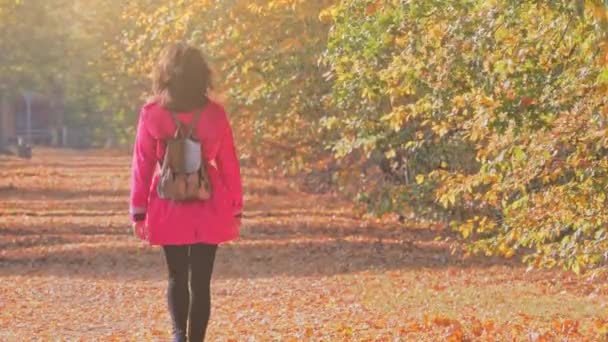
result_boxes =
[129,42,243,342]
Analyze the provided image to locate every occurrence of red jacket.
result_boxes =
[129,100,243,245]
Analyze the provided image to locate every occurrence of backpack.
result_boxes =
[157,110,212,201]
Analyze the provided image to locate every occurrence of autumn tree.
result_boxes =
[324,0,608,274]
[107,0,335,167]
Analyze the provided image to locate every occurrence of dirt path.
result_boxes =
[0,149,606,341]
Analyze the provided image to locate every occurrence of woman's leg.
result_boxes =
[188,243,218,342]
[162,245,191,342]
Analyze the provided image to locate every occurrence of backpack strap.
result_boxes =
[169,110,182,127]
[168,109,203,138]
[184,109,204,139]
[169,110,184,138]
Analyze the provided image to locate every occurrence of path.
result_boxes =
[0,149,606,340]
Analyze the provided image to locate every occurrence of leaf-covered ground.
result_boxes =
[0,148,607,341]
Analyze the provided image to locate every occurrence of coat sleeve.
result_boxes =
[215,110,243,216]
[129,107,157,222]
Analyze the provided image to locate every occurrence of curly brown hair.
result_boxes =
[152,42,212,112]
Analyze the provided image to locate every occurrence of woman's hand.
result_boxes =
[132,221,148,241]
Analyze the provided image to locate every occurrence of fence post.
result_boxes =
[62,126,68,147]
[23,91,33,145]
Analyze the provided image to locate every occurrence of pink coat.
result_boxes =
[129,100,243,245]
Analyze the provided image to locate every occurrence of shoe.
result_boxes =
[172,332,187,342]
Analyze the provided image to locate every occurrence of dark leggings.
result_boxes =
[162,244,218,342]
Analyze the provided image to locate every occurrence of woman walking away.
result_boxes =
[129,42,243,342]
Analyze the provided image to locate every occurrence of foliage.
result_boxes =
[108,0,335,168]
[2,0,608,273]
[323,0,608,273]
[0,0,133,145]
[0,0,71,92]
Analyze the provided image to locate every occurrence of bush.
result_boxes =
[323,0,608,273]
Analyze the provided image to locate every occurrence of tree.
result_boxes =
[324,0,608,273]
[109,0,335,168]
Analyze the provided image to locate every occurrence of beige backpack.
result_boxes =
[157,110,212,201]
